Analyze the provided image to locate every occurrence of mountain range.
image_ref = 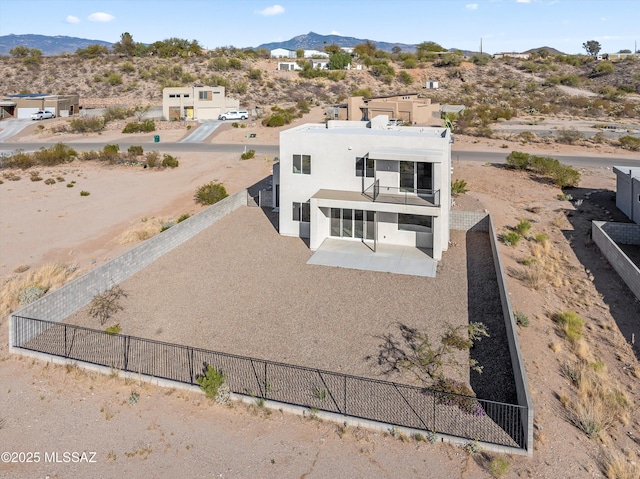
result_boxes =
[0,32,563,57]
[0,34,112,56]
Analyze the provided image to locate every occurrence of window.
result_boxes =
[293,154,311,174]
[331,209,374,239]
[183,94,190,98]
[293,201,310,222]
[198,91,209,100]
[398,214,432,232]
[355,157,374,177]
[169,94,178,98]
[400,161,432,192]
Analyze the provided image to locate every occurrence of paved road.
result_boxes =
[2,140,637,168]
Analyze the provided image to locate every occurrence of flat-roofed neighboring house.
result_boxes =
[278,61,303,71]
[274,115,452,261]
[271,48,295,58]
[493,52,531,59]
[614,166,640,224]
[162,86,239,121]
[0,93,80,119]
[327,93,441,126]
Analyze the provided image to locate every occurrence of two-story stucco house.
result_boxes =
[273,115,452,261]
[162,86,239,121]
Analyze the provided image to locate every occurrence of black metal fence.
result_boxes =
[12,316,527,449]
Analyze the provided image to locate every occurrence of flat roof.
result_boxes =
[613,166,640,178]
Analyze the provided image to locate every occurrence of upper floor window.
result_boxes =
[198,91,209,100]
[355,157,374,177]
[293,154,311,174]
[183,94,190,98]
[169,94,179,98]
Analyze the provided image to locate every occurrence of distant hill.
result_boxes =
[523,46,566,56]
[0,34,112,56]
[257,31,419,53]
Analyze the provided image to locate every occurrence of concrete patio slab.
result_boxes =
[307,238,437,277]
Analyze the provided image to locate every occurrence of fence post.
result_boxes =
[343,376,347,415]
[64,324,67,357]
[264,362,268,399]
[123,336,129,372]
[189,347,194,384]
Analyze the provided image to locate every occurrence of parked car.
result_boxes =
[218,110,248,121]
[31,110,56,120]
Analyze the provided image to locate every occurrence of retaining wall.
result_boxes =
[450,210,490,232]
[9,190,247,346]
[592,221,640,301]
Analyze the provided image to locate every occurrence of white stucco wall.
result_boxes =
[278,118,451,259]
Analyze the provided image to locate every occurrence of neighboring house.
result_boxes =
[277,61,303,71]
[425,81,439,89]
[271,48,296,58]
[273,115,452,260]
[303,49,329,58]
[327,93,441,126]
[440,104,466,116]
[162,86,239,121]
[310,59,330,70]
[0,93,79,119]
[493,52,531,59]
[614,166,640,224]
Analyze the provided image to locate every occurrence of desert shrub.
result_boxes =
[551,164,581,188]
[470,54,490,66]
[594,61,614,75]
[127,145,144,156]
[18,284,48,305]
[351,87,372,98]
[177,214,190,223]
[161,154,179,168]
[108,72,123,86]
[506,151,531,170]
[488,456,510,478]
[102,144,120,159]
[80,191,90,196]
[194,182,228,205]
[240,149,255,160]
[515,219,531,235]
[296,100,311,114]
[248,68,262,80]
[103,107,133,122]
[263,114,286,127]
[66,183,74,188]
[197,364,227,400]
[160,221,175,232]
[145,151,160,168]
[69,117,105,133]
[451,179,468,195]
[44,178,56,185]
[618,135,640,151]
[29,172,42,182]
[535,233,548,243]
[398,71,414,85]
[590,131,606,144]
[89,286,127,325]
[231,122,239,128]
[559,74,580,86]
[105,323,121,335]
[518,131,536,142]
[514,311,530,327]
[32,143,78,166]
[553,310,585,344]
[432,378,484,416]
[437,53,463,67]
[403,58,417,68]
[502,231,521,246]
[328,71,347,81]
[2,150,35,169]
[556,128,584,144]
[228,58,242,69]
[120,62,135,73]
[122,119,155,133]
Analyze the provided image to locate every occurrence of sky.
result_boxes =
[0,0,638,54]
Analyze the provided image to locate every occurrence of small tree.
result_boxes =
[328,51,351,70]
[112,32,136,56]
[582,40,601,59]
[194,182,228,205]
[89,286,127,325]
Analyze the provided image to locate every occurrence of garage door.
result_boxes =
[17,107,55,119]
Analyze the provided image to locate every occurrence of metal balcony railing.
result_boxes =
[363,180,440,207]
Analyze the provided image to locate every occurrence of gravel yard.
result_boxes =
[67,206,515,402]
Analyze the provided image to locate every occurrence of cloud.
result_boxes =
[516,0,531,3]
[255,5,285,16]
[87,12,115,22]
[466,3,478,10]
[601,17,606,21]
[330,30,341,35]
[65,15,80,24]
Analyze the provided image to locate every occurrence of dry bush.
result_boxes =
[113,218,166,244]
[601,448,640,479]
[0,263,79,319]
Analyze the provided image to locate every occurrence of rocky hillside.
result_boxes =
[1,51,638,128]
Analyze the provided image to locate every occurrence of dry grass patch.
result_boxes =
[601,448,640,479]
[113,217,168,244]
[0,263,79,319]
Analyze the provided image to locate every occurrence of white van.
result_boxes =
[218,110,248,120]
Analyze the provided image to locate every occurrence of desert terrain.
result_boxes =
[1,49,640,477]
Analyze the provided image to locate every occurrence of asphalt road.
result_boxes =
[0,141,638,169]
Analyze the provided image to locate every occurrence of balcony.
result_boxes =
[362,180,440,207]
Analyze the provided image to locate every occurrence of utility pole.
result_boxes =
[480,38,483,56]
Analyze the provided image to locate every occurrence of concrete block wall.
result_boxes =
[487,215,534,456]
[10,190,247,346]
[593,221,640,301]
[450,210,490,232]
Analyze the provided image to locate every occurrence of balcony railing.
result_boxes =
[363,180,440,207]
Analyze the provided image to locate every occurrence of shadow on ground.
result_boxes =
[466,231,518,405]
[561,186,640,360]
